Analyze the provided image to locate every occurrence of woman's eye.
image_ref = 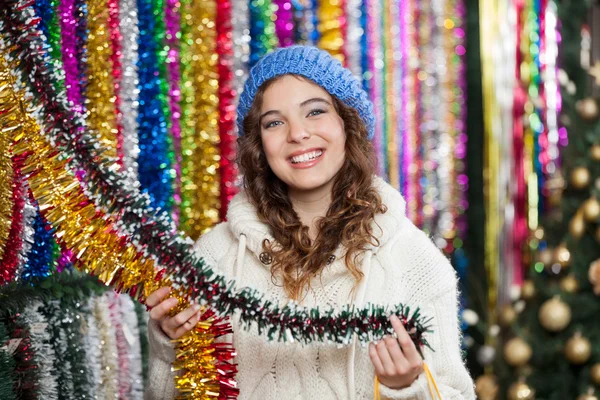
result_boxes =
[265,121,283,129]
[307,109,325,117]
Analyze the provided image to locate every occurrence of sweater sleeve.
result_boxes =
[144,222,233,400]
[144,319,179,400]
[378,227,475,400]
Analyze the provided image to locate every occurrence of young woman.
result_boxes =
[145,46,475,400]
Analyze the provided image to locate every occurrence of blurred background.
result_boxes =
[1,0,600,399]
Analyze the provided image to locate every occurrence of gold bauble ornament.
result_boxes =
[578,394,598,400]
[475,374,499,400]
[508,382,535,400]
[590,144,600,161]
[560,274,579,293]
[521,280,536,300]
[576,97,600,121]
[554,244,571,268]
[504,337,533,367]
[583,198,600,222]
[538,248,554,266]
[590,363,600,385]
[565,333,592,365]
[591,144,600,161]
[571,167,591,190]
[570,212,586,239]
[539,297,571,332]
[589,259,600,296]
[499,304,517,327]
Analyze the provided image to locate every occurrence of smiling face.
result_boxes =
[259,75,346,195]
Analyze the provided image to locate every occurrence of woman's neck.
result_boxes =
[288,184,333,240]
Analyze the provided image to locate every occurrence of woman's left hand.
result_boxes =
[368,315,424,390]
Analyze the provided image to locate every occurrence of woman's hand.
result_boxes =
[368,315,424,390]
[146,287,202,340]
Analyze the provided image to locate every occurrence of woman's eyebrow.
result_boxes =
[299,97,331,107]
[259,109,281,122]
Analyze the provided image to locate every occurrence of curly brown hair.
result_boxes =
[237,74,386,300]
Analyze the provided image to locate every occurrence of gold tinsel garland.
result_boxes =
[179,0,221,240]
[0,52,229,399]
[0,64,15,261]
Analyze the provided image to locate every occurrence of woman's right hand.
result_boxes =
[146,287,202,340]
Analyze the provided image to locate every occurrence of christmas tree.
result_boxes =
[488,1,600,399]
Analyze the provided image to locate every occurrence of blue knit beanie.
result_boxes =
[236,46,375,140]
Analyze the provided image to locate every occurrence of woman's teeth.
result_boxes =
[290,150,323,164]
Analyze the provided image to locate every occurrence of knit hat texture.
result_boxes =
[236,46,375,139]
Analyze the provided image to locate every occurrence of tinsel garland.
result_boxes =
[108,291,131,398]
[249,0,278,66]
[0,118,25,285]
[121,294,144,399]
[179,0,221,239]
[136,0,174,211]
[0,100,13,262]
[216,0,239,220]
[5,315,37,397]
[0,2,434,351]
[274,0,294,47]
[20,301,59,398]
[317,0,346,64]
[58,0,84,111]
[134,301,149,383]
[86,0,119,157]
[107,0,125,164]
[95,293,119,399]
[118,0,141,182]
[0,322,16,400]
[14,196,36,283]
[21,212,56,283]
[165,0,183,221]
[84,296,104,396]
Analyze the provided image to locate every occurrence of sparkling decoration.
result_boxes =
[21,212,56,282]
[84,297,104,396]
[582,198,600,222]
[554,244,571,268]
[588,258,600,295]
[570,166,591,190]
[0,89,14,262]
[475,374,499,400]
[249,0,278,66]
[576,97,600,121]
[507,381,535,400]
[137,0,174,211]
[498,304,517,327]
[565,332,592,365]
[591,144,600,161]
[559,274,579,293]
[539,296,571,332]
[14,196,37,282]
[120,293,145,398]
[317,0,346,64]
[503,337,532,367]
[520,280,536,300]
[118,0,141,182]
[344,0,363,78]
[274,0,294,47]
[590,363,600,385]
[6,314,38,397]
[86,0,119,158]
[179,0,221,239]
[216,0,239,220]
[95,293,119,399]
[165,0,183,223]
[569,211,586,239]
[20,301,59,398]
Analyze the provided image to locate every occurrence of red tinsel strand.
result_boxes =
[216,0,239,221]
[0,153,26,285]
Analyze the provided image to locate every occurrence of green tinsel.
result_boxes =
[0,323,16,400]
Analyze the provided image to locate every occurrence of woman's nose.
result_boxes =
[287,120,310,142]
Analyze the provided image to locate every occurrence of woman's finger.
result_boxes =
[376,339,396,376]
[390,315,422,369]
[146,287,171,308]
[172,310,202,339]
[369,343,385,375]
[384,335,410,374]
[164,304,202,331]
[149,297,179,321]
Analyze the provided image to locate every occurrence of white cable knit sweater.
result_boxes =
[145,177,475,400]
